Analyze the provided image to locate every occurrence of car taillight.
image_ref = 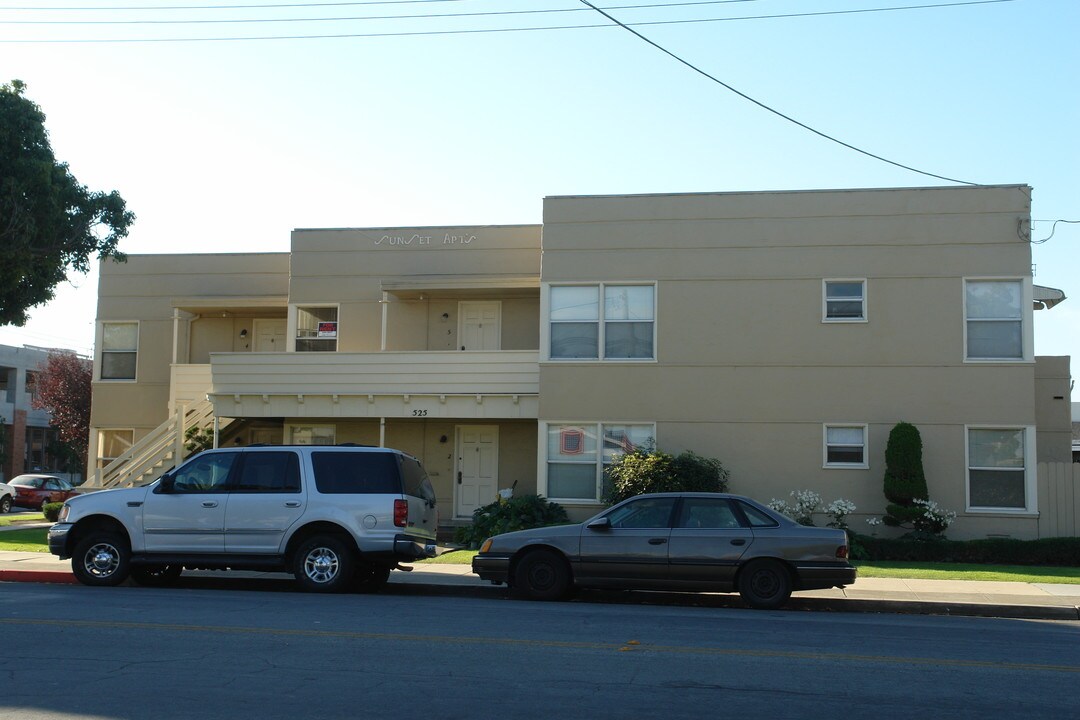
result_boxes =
[836,545,849,559]
[394,499,408,527]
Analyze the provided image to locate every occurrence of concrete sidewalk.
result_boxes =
[2,548,1078,620]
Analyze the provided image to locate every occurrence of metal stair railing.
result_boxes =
[92,400,216,489]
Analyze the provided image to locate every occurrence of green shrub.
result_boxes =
[454,494,570,549]
[42,502,64,522]
[853,534,1080,566]
[882,422,929,527]
[605,449,729,504]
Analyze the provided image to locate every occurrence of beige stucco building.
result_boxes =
[87,185,1076,540]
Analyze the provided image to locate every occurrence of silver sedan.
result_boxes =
[472,492,856,609]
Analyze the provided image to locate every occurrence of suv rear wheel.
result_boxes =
[293,535,354,593]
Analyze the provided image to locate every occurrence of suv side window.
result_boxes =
[311,451,401,494]
[234,452,301,493]
[173,453,236,493]
[400,456,436,504]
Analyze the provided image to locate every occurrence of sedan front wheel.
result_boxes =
[513,549,571,601]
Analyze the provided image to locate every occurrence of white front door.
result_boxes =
[253,319,287,353]
[456,426,499,518]
[458,301,501,351]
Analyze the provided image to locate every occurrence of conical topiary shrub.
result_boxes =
[882,422,929,526]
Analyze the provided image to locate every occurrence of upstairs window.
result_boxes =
[296,306,338,352]
[965,280,1023,360]
[549,284,655,360]
[101,322,138,380]
[823,280,866,322]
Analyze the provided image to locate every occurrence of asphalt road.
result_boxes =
[2,581,1078,720]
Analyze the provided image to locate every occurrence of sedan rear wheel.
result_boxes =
[513,549,571,601]
[738,559,793,609]
[0,495,11,514]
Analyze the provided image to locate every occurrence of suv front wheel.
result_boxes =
[72,532,131,587]
[293,535,354,593]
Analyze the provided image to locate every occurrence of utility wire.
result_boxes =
[1031,220,1080,244]
[577,0,982,185]
[0,0,467,10]
[0,1,758,25]
[0,0,1019,43]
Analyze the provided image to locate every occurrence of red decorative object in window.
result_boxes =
[560,428,584,455]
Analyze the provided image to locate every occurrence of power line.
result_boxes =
[1,1,759,25]
[0,0,467,10]
[577,0,985,185]
[0,0,1019,42]
[1031,220,1080,245]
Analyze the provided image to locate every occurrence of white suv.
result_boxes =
[49,445,438,592]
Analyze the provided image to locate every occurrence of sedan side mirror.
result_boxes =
[586,517,612,531]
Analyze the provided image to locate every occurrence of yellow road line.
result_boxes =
[3,617,1078,674]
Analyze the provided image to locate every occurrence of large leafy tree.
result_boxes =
[31,351,93,473]
[0,79,134,326]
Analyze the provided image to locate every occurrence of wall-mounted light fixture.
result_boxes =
[441,312,449,320]
[239,329,248,338]
[439,435,448,444]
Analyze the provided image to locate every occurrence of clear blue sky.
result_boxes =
[1,0,1077,395]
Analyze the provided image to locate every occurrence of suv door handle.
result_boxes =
[201,501,218,508]
[730,539,747,546]
[284,501,301,508]
[648,538,667,545]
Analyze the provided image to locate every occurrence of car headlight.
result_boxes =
[479,538,493,554]
[58,504,70,522]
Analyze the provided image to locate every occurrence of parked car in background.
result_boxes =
[0,480,14,513]
[8,474,82,510]
[473,492,856,609]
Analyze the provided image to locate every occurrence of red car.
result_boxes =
[8,474,81,510]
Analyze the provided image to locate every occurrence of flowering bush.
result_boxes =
[911,498,957,535]
[824,498,857,530]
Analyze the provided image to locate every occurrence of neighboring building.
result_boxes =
[0,344,79,482]
[1072,402,1080,463]
[87,185,1073,539]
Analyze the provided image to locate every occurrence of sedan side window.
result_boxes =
[677,498,741,529]
[737,501,781,528]
[173,454,236,493]
[43,479,60,490]
[606,497,677,529]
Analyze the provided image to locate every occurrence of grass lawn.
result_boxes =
[0,527,49,552]
[0,512,46,527]
[419,549,479,565]
[854,561,1080,585]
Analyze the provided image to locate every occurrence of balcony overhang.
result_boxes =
[171,295,289,316]
[1033,285,1066,310]
[381,276,539,299]
[206,350,540,420]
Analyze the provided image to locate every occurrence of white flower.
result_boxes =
[866,517,883,526]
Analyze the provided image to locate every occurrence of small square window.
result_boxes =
[296,307,338,352]
[823,280,866,322]
[824,425,867,468]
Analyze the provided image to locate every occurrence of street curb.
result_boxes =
[0,569,79,585]
[2,569,1078,620]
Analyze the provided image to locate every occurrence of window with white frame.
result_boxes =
[968,428,1028,510]
[288,424,336,445]
[545,423,654,501]
[965,280,1023,360]
[97,429,134,470]
[824,424,867,467]
[549,284,655,360]
[101,322,138,380]
[296,306,338,352]
[823,280,866,322]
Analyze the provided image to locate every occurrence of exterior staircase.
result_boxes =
[89,400,219,489]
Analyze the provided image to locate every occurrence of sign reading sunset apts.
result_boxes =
[374,232,477,246]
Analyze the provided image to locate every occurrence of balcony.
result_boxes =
[206,350,540,419]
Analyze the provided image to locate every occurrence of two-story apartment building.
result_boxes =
[87,185,1074,539]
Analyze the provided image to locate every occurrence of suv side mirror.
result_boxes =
[586,517,611,531]
[156,473,175,493]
